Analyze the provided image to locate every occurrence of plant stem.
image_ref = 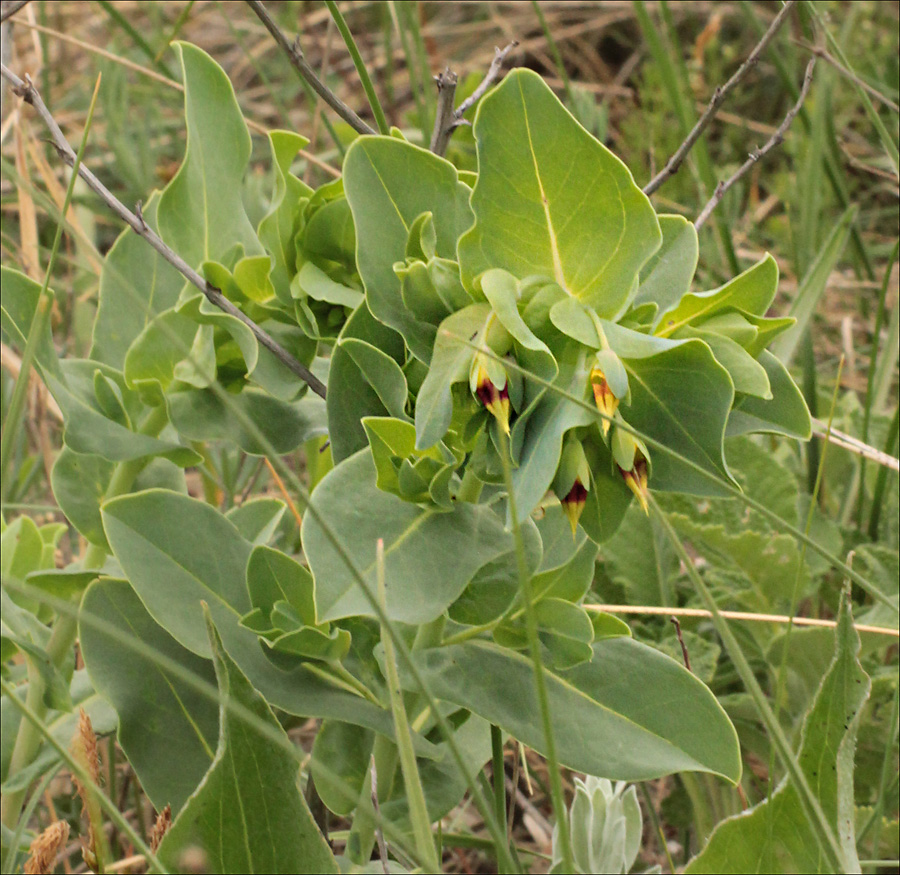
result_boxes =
[491,724,509,871]
[325,0,389,135]
[868,405,899,541]
[498,430,573,872]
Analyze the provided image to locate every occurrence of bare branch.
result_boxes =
[644,0,798,196]
[695,58,815,230]
[429,68,458,154]
[430,40,519,157]
[246,0,375,136]
[0,0,31,24]
[0,62,328,399]
[801,41,900,113]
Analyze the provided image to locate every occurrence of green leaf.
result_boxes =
[80,578,218,813]
[680,326,771,398]
[656,254,779,338]
[158,43,261,269]
[91,194,184,368]
[341,339,409,420]
[686,595,869,873]
[726,351,812,440]
[168,387,327,456]
[635,215,698,323]
[343,136,474,361]
[603,322,737,495]
[311,719,373,816]
[258,131,313,305]
[99,489,417,740]
[415,303,493,451]
[408,637,741,782]
[302,450,520,624]
[458,69,661,317]
[327,303,407,464]
[52,450,112,547]
[0,268,62,382]
[225,499,287,546]
[157,613,339,874]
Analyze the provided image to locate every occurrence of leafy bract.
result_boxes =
[458,69,661,318]
[80,578,218,814]
[407,637,741,783]
[302,450,523,624]
[343,136,474,361]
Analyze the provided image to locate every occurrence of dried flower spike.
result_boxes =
[24,821,69,875]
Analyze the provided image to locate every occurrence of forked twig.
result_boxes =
[246,0,375,136]
[0,0,31,24]
[0,62,328,399]
[430,41,519,156]
[695,57,816,229]
[644,0,798,196]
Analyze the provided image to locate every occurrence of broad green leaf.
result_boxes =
[158,43,261,269]
[656,255,779,338]
[0,268,62,382]
[294,262,363,309]
[681,326,771,398]
[80,578,218,813]
[301,194,357,267]
[246,546,315,625]
[415,304,493,451]
[168,387,327,455]
[458,69,661,317]
[495,597,595,669]
[602,322,737,495]
[258,131,313,305]
[302,450,520,624]
[635,215,699,322]
[90,194,184,368]
[157,614,339,874]
[341,339,409,420]
[327,303,407,464]
[124,308,200,405]
[343,136,474,361]
[311,719,373,816]
[726,351,812,439]
[408,637,741,782]
[0,630,71,712]
[99,489,417,741]
[1,516,45,582]
[225,499,287,546]
[686,595,869,873]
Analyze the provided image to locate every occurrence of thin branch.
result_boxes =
[801,40,900,113]
[583,604,898,638]
[246,0,375,136]
[644,0,798,196]
[670,616,691,672]
[0,62,328,399]
[0,0,31,24]
[695,57,816,230]
[430,40,518,157]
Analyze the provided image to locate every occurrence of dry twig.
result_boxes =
[695,58,816,229]
[0,62,328,399]
[246,0,375,136]
[430,41,519,156]
[644,0,798,196]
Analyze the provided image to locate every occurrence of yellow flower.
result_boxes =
[590,366,619,437]
[472,363,511,435]
[619,448,649,515]
[560,478,588,537]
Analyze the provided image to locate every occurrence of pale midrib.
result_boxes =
[518,78,567,292]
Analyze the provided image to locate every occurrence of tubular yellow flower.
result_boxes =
[619,449,649,515]
[590,366,619,436]
[473,363,511,435]
[561,478,588,537]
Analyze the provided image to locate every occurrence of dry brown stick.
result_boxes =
[1,62,328,399]
[695,57,816,230]
[644,0,798,196]
[246,0,375,136]
[430,40,518,156]
[801,41,900,113]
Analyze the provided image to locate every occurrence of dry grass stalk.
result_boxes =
[24,820,70,875]
[70,708,101,869]
[150,804,172,852]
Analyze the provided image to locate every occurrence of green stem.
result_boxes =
[491,724,509,872]
[530,0,577,111]
[377,539,439,871]
[498,430,573,872]
[325,0,390,135]
[868,405,899,541]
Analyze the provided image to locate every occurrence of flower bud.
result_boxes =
[620,448,649,515]
[561,478,588,537]
[611,427,650,515]
[553,437,591,537]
